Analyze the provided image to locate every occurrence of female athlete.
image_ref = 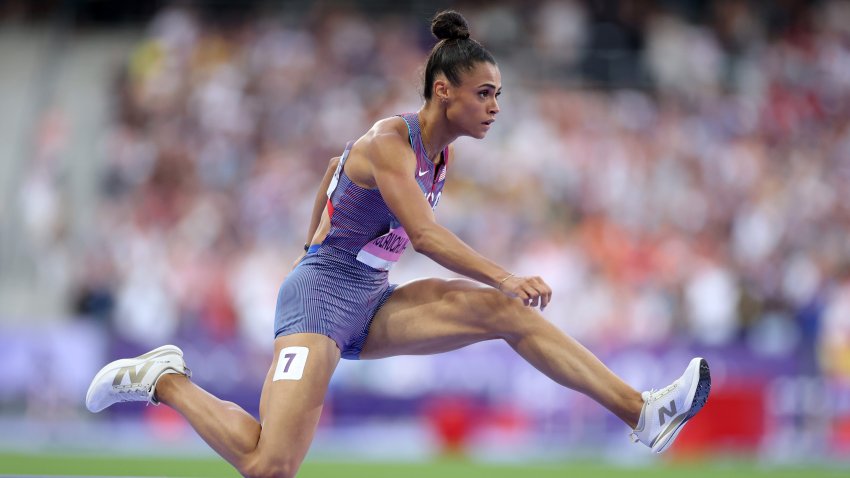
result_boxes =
[86,10,710,478]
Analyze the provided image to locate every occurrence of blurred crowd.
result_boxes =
[16,0,850,380]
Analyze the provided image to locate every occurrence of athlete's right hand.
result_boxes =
[498,275,552,311]
[290,252,306,271]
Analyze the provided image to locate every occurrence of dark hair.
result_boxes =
[423,10,496,100]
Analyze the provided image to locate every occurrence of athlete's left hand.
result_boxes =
[498,275,552,311]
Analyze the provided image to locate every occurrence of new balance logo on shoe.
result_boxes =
[112,362,153,386]
[87,345,188,413]
[658,400,677,426]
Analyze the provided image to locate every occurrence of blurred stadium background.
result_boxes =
[1,0,850,476]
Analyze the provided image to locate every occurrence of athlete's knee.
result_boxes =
[493,299,542,339]
[241,454,299,478]
[445,284,530,336]
[241,462,296,478]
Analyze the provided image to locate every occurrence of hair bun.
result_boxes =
[431,10,470,41]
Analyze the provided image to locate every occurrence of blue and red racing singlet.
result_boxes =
[322,113,448,271]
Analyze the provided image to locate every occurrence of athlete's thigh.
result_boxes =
[255,333,340,466]
[360,277,513,359]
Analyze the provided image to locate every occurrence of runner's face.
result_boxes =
[446,62,501,139]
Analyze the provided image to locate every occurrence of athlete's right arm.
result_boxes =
[362,128,552,310]
[304,156,340,246]
[290,156,339,270]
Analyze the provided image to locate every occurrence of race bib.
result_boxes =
[356,226,410,271]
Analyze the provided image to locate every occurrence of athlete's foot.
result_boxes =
[85,345,191,413]
[629,357,711,453]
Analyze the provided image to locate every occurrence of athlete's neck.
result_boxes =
[418,104,455,166]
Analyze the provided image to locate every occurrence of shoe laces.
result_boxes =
[113,382,151,402]
[647,381,678,402]
[629,381,680,445]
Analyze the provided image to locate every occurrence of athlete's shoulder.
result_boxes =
[363,116,408,142]
[357,116,411,158]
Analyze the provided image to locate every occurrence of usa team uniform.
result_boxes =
[274,113,449,359]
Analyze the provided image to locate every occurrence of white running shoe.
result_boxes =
[85,345,191,413]
[630,357,711,453]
